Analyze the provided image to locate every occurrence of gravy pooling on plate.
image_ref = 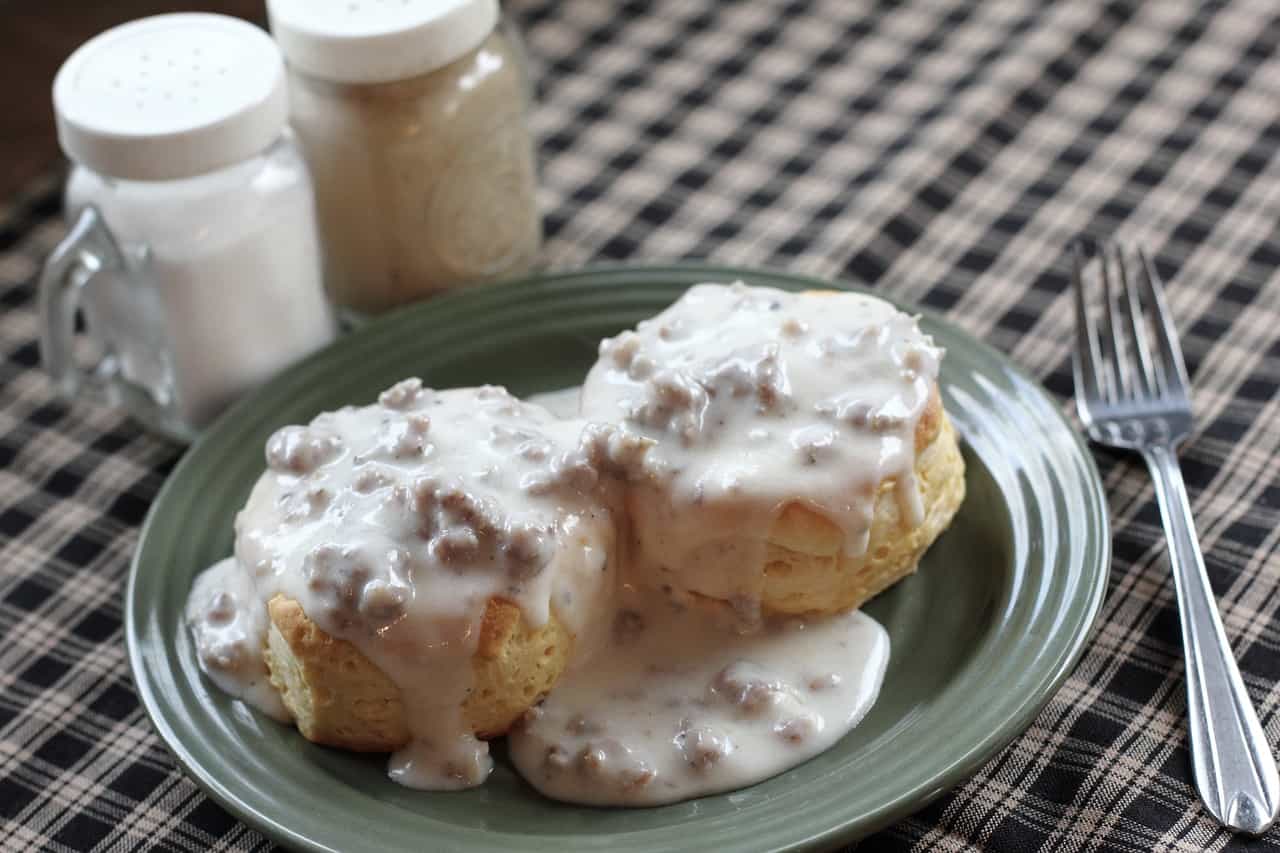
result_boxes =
[186,282,956,805]
[508,585,888,806]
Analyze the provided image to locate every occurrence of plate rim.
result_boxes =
[126,261,1110,852]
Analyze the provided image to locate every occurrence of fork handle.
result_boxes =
[1143,444,1280,835]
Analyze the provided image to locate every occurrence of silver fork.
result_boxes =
[1072,242,1279,835]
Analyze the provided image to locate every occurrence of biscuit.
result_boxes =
[264,595,573,750]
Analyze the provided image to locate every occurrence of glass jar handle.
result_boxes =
[38,204,127,403]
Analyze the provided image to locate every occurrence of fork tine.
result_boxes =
[1071,241,1105,409]
[1099,244,1131,400]
[1138,248,1192,397]
[1117,246,1158,396]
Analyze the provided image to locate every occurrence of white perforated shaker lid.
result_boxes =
[53,14,288,182]
[266,0,499,85]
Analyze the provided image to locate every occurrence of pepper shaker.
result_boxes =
[268,0,541,317]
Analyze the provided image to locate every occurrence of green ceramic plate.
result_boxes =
[127,264,1109,852]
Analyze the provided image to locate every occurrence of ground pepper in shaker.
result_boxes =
[42,13,336,441]
[268,0,541,318]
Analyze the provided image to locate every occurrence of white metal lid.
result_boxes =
[53,14,288,182]
[266,0,499,85]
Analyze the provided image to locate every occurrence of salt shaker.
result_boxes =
[267,0,541,317]
[41,13,335,441]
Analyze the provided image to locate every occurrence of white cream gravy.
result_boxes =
[186,383,616,789]
[508,586,888,806]
[186,557,290,721]
[578,283,942,615]
[187,283,945,806]
[527,386,581,419]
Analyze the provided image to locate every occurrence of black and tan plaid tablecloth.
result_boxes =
[3,0,1280,850]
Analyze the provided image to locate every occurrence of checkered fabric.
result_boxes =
[2,0,1279,849]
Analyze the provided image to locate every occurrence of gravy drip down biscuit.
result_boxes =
[185,384,615,789]
[580,283,962,619]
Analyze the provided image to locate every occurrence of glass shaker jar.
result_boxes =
[267,0,541,317]
[43,13,335,441]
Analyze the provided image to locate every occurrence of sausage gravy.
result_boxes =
[186,283,947,806]
[186,383,616,789]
